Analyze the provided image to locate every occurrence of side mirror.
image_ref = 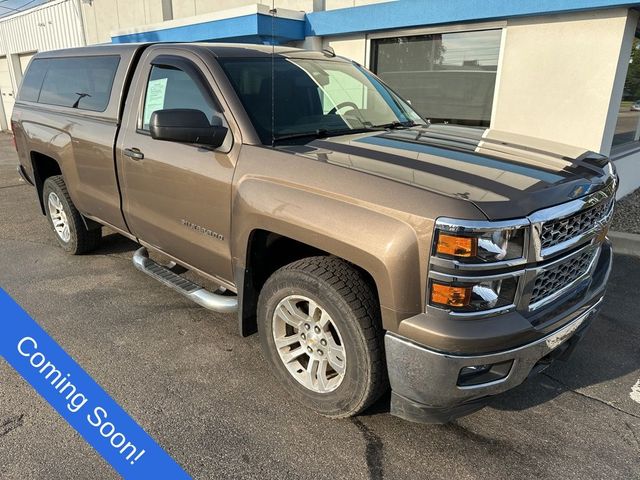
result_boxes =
[149,108,227,148]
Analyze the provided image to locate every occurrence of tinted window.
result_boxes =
[372,29,501,127]
[18,58,48,102]
[142,64,220,130]
[37,56,120,112]
[218,57,423,144]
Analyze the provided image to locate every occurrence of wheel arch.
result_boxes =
[30,150,62,215]
[232,178,424,337]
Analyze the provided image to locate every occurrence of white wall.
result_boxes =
[324,35,367,64]
[491,8,633,154]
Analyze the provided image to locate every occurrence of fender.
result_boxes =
[231,176,425,333]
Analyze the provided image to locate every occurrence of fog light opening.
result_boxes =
[457,360,513,387]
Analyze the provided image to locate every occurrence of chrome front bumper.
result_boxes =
[385,296,604,423]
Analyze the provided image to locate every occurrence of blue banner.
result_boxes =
[0,288,190,479]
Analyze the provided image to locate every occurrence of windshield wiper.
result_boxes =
[272,123,419,145]
[272,129,330,143]
[273,127,387,144]
[373,120,417,130]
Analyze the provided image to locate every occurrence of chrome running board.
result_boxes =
[132,247,238,313]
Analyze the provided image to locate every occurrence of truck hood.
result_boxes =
[282,124,615,220]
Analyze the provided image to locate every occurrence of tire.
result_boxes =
[257,256,387,418]
[43,175,101,254]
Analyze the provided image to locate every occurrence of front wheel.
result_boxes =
[257,256,387,418]
[43,175,101,254]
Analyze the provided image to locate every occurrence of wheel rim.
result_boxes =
[47,192,70,242]
[272,295,347,393]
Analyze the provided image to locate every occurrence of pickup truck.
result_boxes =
[12,43,616,424]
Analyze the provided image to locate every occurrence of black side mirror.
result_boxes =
[149,108,228,148]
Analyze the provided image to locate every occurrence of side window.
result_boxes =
[141,64,221,130]
[18,58,49,102]
[37,56,120,112]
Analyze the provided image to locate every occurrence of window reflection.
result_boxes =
[371,29,502,127]
[613,28,640,147]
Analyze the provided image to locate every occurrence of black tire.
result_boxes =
[257,256,387,418]
[43,175,101,254]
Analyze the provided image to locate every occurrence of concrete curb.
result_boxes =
[608,231,640,257]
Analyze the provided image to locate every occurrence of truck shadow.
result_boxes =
[94,232,139,255]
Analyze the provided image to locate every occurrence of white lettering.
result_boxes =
[110,433,126,449]
[100,422,116,438]
[17,336,37,356]
[87,406,107,427]
[30,352,45,368]
[67,393,88,413]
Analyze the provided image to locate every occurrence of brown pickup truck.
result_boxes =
[12,43,616,423]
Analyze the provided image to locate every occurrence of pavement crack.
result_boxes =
[0,414,24,437]
[351,418,384,480]
[0,183,26,190]
[625,422,640,452]
[542,372,640,419]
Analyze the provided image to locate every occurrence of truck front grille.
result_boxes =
[540,198,613,250]
[529,249,596,307]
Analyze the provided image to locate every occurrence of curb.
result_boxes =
[608,231,640,257]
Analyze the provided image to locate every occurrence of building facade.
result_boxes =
[1,0,639,196]
[0,0,85,130]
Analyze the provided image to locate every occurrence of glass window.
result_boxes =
[141,64,220,130]
[613,28,640,147]
[371,29,502,126]
[18,58,48,102]
[37,56,119,112]
[218,57,424,144]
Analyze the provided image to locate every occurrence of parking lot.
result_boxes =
[0,133,639,480]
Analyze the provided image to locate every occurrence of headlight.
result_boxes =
[433,220,527,263]
[429,218,528,313]
[429,277,518,312]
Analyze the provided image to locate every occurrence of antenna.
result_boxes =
[270,2,276,147]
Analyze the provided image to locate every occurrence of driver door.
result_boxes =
[117,47,237,284]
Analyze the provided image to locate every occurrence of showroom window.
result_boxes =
[612,26,640,148]
[371,29,502,126]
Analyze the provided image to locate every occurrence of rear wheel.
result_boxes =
[257,256,386,418]
[43,175,101,254]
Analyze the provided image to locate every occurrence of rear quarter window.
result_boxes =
[18,58,49,102]
[33,56,120,112]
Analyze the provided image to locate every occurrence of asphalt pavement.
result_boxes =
[0,133,639,479]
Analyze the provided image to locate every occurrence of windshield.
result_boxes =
[218,57,425,144]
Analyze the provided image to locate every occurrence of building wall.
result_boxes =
[81,0,164,45]
[319,8,635,160]
[82,0,315,44]
[325,0,390,10]
[490,8,634,155]
[0,0,85,55]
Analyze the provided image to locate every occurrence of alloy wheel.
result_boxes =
[272,295,347,393]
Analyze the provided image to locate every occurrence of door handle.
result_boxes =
[123,147,144,160]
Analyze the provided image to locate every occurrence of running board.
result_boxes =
[132,247,238,313]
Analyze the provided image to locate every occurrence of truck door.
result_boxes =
[117,47,237,285]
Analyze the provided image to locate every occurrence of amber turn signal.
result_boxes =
[436,233,477,258]
[431,283,471,307]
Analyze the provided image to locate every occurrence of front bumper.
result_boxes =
[385,241,612,424]
[386,297,601,423]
